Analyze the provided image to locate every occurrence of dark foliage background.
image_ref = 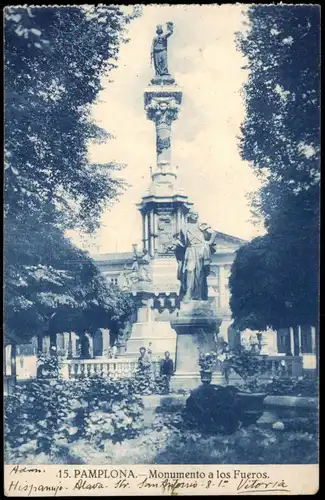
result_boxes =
[4,7,141,343]
[230,5,320,332]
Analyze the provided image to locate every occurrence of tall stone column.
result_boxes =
[144,88,182,184]
[293,326,301,356]
[71,332,78,358]
[298,326,303,355]
[311,326,316,354]
[147,212,152,256]
[66,332,73,359]
[153,211,158,253]
[289,327,295,356]
[141,212,148,253]
[5,345,12,376]
[11,344,17,377]
[102,329,110,357]
[146,98,179,172]
[63,332,70,359]
[156,120,172,165]
[150,209,156,256]
[43,335,51,355]
[146,210,156,258]
[219,265,227,309]
[88,334,94,359]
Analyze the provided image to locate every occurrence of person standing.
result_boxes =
[111,342,118,359]
[249,332,260,354]
[138,346,150,367]
[217,342,231,385]
[136,347,154,394]
[160,351,174,393]
[147,342,153,360]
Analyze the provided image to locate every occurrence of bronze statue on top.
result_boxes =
[151,22,175,84]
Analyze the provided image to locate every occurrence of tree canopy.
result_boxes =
[4,6,136,231]
[4,6,140,343]
[230,5,320,331]
[4,211,135,341]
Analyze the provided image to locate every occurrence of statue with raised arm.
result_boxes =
[151,22,174,77]
[170,210,217,301]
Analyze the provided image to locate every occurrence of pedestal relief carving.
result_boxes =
[157,214,175,255]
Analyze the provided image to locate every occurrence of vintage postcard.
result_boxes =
[4,4,319,496]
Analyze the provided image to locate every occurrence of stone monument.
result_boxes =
[126,23,223,386]
[125,26,189,359]
[170,211,223,390]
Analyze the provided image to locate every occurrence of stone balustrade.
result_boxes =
[60,358,162,380]
[13,353,303,383]
[257,355,303,378]
[59,354,303,381]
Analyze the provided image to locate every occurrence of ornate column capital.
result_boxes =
[145,97,181,124]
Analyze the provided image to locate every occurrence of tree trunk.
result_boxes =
[37,334,43,354]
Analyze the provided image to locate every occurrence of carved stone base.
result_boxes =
[125,321,176,361]
[170,300,223,389]
[170,372,224,391]
[151,75,175,85]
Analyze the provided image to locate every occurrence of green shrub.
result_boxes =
[36,351,61,379]
[78,376,144,448]
[199,352,217,372]
[4,375,144,461]
[129,360,170,395]
[259,376,318,397]
[227,346,268,392]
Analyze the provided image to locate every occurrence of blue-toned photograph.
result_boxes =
[4,4,319,469]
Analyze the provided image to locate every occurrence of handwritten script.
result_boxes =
[5,464,314,496]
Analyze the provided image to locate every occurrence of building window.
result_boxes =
[301,325,312,353]
[16,343,37,356]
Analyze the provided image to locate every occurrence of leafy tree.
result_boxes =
[237,5,320,222]
[230,5,320,333]
[230,236,283,331]
[4,6,138,231]
[4,6,140,343]
[4,211,135,345]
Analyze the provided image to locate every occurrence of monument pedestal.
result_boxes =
[170,300,223,391]
[125,293,177,360]
[126,321,176,360]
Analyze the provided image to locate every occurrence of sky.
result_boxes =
[70,4,264,255]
